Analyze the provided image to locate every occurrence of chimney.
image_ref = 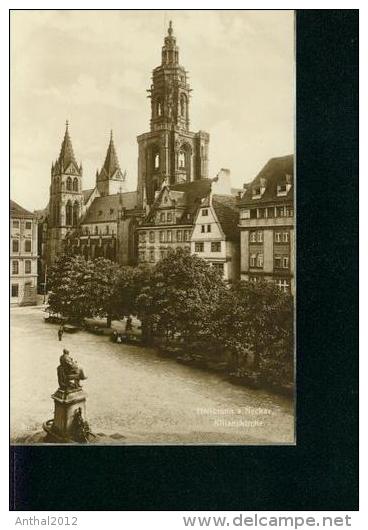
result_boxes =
[212,168,232,195]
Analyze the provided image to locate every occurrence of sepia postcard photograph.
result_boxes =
[10,9,295,446]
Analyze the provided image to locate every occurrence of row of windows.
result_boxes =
[82,226,115,236]
[139,245,190,263]
[249,230,290,243]
[249,254,290,270]
[11,281,34,298]
[249,276,290,293]
[159,211,174,223]
[12,260,33,275]
[194,241,221,253]
[65,177,79,191]
[242,206,294,220]
[12,220,32,230]
[139,230,191,244]
[11,239,32,253]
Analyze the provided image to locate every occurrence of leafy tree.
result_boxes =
[212,280,294,380]
[47,255,96,322]
[136,248,226,344]
[86,258,119,327]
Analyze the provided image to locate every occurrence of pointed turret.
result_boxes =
[161,20,179,66]
[96,131,127,196]
[101,130,121,179]
[55,121,80,174]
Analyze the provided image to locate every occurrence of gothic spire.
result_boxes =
[57,120,79,172]
[100,130,122,179]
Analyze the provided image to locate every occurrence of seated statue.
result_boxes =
[57,349,87,390]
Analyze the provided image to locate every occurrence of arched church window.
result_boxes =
[157,100,162,117]
[180,94,187,118]
[66,201,73,226]
[154,153,160,169]
[179,150,186,168]
[66,177,72,191]
[73,178,78,191]
[73,201,79,226]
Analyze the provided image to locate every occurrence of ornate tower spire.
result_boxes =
[161,20,179,65]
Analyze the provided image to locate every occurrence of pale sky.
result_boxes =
[10,10,294,211]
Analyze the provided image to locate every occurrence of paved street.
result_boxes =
[11,305,294,444]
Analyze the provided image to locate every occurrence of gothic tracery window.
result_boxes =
[73,201,79,226]
[66,177,72,191]
[180,94,187,118]
[179,150,185,168]
[66,201,73,226]
[73,177,79,191]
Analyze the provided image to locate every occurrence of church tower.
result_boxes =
[137,21,210,206]
[46,121,84,265]
[96,131,127,196]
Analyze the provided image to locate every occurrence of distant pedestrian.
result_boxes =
[58,325,64,342]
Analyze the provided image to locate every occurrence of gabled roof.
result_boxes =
[240,155,294,206]
[82,188,95,204]
[212,194,239,240]
[10,200,35,219]
[81,192,137,224]
[170,179,213,214]
[143,179,213,226]
[97,132,125,181]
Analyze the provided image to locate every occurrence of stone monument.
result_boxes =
[43,349,94,443]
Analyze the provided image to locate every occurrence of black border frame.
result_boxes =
[9,9,358,511]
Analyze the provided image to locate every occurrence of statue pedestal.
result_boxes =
[44,387,87,442]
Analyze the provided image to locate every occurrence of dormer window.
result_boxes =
[201,209,208,216]
[252,186,265,199]
[277,183,291,197]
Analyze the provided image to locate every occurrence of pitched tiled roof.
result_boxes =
[82,188,94,204]
[33,207,48,220]
[10,200,35,219]
[170,179,213,214]
[212,195,239,240]
[240,155,294,206]
[81,192,137,224]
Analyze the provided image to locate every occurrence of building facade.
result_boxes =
[191,193,240,281]
[136,179,212,264]
[10,200,38,305]
[238,155,295,294]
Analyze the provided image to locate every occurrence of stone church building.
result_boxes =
[42,22,239,278]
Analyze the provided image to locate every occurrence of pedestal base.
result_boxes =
[48,387,87,441]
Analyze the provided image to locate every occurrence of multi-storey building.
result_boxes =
[136,179,212,264]
[238,155,295,294]
[10,200,38,305]
[191,193,240,281]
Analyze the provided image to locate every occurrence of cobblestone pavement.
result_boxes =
[11,305,295,444]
